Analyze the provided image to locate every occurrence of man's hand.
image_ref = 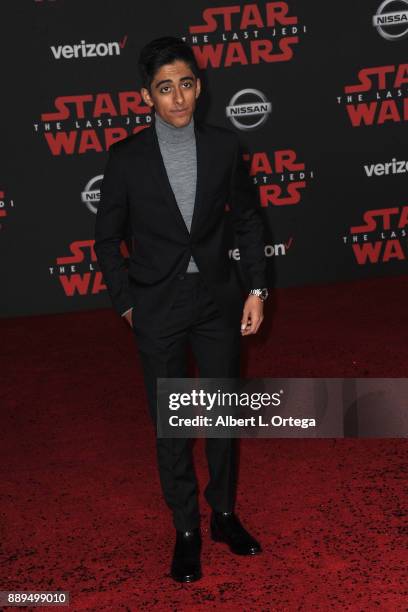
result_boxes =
[123,309,133,328]
[240,295,264,336]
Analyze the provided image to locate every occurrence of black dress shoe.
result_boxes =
[170,527,202,583]
[210,511,262,555]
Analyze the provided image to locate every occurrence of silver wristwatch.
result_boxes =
[249,288,269,302]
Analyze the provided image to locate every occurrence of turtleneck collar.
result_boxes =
[154,110,195,144]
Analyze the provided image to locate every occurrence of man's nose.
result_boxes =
[174,88,185,105]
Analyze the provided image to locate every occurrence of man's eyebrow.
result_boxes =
[154,76,195,89]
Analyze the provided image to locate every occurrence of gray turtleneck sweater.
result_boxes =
[154,111,199,273]
[122,111,198,316]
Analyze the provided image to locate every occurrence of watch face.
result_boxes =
[261,289,268,300]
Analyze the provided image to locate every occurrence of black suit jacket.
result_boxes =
[94,114,267,330]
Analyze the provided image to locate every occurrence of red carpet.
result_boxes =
[1,275,408,610]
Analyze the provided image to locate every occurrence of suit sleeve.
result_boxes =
[94,148,133,316]
[228,136,267,290]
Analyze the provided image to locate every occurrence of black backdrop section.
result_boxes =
[1,0,407,317]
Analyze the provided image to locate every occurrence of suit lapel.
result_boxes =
[147,115,211,238]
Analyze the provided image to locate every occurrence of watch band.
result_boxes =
[249,288,268,301]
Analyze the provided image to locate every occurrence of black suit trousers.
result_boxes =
[132,271,241,532]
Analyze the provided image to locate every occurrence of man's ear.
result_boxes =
[141,87,154,108]
[195,78,201,99]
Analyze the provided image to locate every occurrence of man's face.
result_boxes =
[141,59,201,128]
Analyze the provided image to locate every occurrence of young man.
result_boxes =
[94,36,269,583]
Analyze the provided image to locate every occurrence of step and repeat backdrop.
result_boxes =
[1,0,407,317]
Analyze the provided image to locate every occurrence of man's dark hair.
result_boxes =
[138,36,200,91]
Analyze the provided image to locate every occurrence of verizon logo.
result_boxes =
[364,158,408,177]
[50,35,128,59]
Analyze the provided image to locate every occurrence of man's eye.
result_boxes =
[159,82,193,93]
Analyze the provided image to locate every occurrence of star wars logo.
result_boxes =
[50,239,129,296]
[343,206,408,264]
[337,63,408,127]
[184,2,305,69]
[34,91,151,156]
[243,149,311,206]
